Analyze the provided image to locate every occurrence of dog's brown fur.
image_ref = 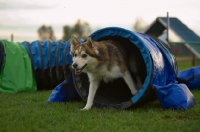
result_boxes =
[70,38,127,74]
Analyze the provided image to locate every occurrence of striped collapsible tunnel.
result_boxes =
[22,40,72,90]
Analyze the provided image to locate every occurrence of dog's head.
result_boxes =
[70,36,99,74]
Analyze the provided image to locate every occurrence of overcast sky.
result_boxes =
[0,0,200,41]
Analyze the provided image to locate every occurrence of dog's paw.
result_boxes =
[81,107,91,111]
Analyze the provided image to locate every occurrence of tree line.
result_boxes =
[37,18,148,41]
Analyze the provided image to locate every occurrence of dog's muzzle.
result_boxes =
[73,63,87,74]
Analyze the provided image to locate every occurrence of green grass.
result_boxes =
[0,62,200,132]
[0,91,200,132]
[176,56,200,70]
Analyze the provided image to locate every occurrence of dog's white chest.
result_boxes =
[87,65,124,83]
[101,66,123,82]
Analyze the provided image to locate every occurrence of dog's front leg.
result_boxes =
[123,70,138,95]
[82,80,99,110]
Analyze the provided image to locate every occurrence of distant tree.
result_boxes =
[63,25,72,40]
[133,17,149,33]
[38,25,56,41]
[62,19,92,41]
[72,19,83,37]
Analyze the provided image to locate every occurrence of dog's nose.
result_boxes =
[72,63,78,68]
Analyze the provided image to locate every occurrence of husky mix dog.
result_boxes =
[70,36,138,110]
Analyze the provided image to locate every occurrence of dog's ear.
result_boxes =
[85,37,95,48]
[70,36,80,48]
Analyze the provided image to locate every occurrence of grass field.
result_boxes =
[0,61,200,132]
[176,56,200,70]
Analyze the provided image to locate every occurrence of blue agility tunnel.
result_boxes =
[21,40,72,90]
[71,27,196,110]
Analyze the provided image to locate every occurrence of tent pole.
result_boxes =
[166,12,170,48]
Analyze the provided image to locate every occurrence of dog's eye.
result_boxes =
[81,54,87,58]
[74,54,77,57]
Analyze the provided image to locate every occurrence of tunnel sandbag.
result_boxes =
[177,66,200,90]
[72,27,195,110]
[47,72,80,103]
[0,40,36,93]
[22,40,72,90]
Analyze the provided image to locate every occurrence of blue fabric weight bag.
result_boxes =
[47,72,79,102]
[177,66,200,90]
